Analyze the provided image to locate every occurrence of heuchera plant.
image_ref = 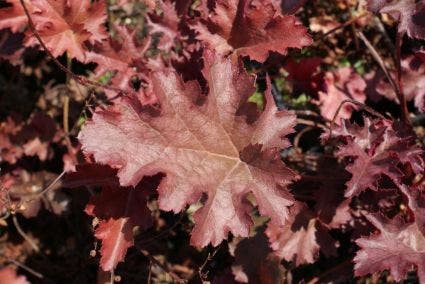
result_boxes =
[0,0,424,282]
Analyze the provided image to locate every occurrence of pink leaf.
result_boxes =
[85,24,153,101]
[95,218,134,272]
[86,184,154,271]
[0,0,28,33]
[79,50,298,247]
[266,202,337,266]
[67,163,155,271]
[146,1,180,53]
[0,267,29,284]
[318,67,366,122]
[372,55,425,113]
[333,118,424,197]
[355,212,425,282]
[0,0,109,61]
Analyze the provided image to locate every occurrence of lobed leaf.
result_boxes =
[367,0,425,40]
[0,0,108,61]
[193,0,312,62]
[332,117,424,197]
[79,50,298,247]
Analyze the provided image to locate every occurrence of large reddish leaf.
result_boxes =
[79,51,298,247]
[193,0,312,62]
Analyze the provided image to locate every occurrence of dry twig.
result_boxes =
[140,249,187,284]
[357,30,409,123]
[6,258,44,279]
[198,247,220,281]
[329,99,386,138]
[12,215,40,253]
[314,12,368,44]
